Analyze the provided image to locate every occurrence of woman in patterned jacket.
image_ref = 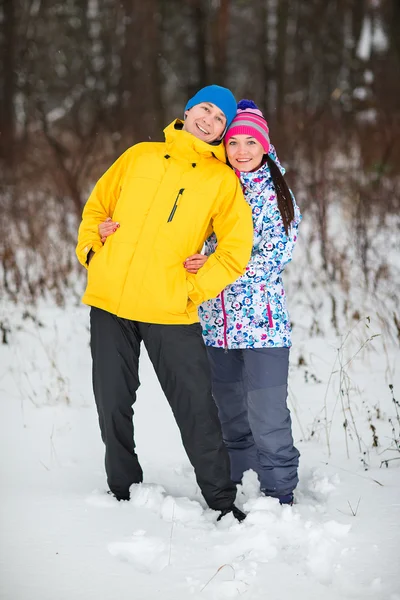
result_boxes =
[185,100,301,505]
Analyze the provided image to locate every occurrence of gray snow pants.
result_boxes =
[90,307,236,511]
[207,346,300,497]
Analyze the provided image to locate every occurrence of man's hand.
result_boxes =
[99,217,120,243]
[184,254,208,274]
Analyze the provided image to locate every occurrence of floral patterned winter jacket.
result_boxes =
[198,147,301,349]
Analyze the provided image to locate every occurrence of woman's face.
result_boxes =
[225,135,264,172]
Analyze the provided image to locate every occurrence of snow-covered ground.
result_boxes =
[0,297,399,600]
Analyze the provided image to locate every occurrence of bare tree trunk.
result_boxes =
[191,0,208,91]
[258,0,271,116]
[119,0,164,141]
[212,0,229,85]
[389,0,400,60]
[351,0,366,60]
[276,0,289,124]
[0,0,16,168]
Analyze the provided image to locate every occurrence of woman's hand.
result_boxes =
[184,254,208,274]
[99,217,119,243]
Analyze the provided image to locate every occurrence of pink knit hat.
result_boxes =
[224,99,270,153]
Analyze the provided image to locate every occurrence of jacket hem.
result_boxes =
[203,340,292,350]
[82,296,199,325]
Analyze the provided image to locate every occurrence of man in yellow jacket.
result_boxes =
[76,85,253,521]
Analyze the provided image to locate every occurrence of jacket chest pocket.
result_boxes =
[167,188,185,222]
[159,190,211,253]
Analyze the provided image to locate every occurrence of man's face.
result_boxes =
[183,102,226,143]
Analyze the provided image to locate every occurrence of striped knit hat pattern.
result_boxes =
[224,99,270,153]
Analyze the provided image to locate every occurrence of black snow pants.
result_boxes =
[90,307,236,511]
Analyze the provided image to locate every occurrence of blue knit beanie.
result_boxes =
[184,85,237,127]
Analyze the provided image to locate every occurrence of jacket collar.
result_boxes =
[164,120,227,164]
[239,161,271,195]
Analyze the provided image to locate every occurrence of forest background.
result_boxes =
[0,0,399,340]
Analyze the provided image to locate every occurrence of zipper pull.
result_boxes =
[220,290,229,352]
[167,188,185,222]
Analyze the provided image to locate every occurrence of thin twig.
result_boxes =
[342,334,381,369]
[200,564,235,593]
[380,457,400,468]
[322,349,338,456]
[288,385,306,439]
[320,461,384,486]
[347,497,361,516]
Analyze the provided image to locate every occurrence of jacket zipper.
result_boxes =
[220,290,229,352]
[267,302,274,329]
[167,188,184,222]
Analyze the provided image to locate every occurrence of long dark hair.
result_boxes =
[265,154,294,235]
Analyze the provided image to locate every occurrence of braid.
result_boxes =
[265,154,294,235]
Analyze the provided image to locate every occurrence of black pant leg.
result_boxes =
[139,322,236,511]
[90,307,143,497]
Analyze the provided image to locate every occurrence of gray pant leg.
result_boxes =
[244,347,299,496]
[207,347,259,484]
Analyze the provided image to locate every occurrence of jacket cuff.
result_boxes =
[79,241,103,269]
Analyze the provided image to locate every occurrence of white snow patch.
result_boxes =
[1,294,399,600]
[108,530,169,573]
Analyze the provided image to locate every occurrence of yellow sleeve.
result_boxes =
[76,148,132,268]
[186,172,253,305]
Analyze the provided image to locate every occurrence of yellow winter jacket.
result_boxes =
[76,120,253,324]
